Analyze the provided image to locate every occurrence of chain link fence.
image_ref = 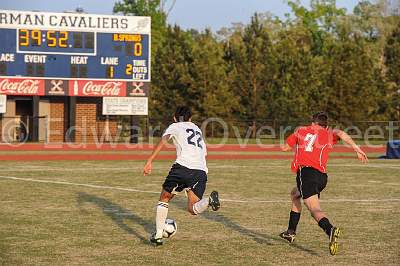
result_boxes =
[1,116,398,144]
[145,118,400,142]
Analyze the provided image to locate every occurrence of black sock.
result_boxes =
[288,211,301,233]
[318,217,333,236]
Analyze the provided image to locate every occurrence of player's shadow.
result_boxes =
[76,192,153,244]
[171,199,318,256]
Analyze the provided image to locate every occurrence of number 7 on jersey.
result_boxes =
[304,133,317,152]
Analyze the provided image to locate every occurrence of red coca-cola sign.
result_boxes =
[0,78,45,95]
[69,80,127,97]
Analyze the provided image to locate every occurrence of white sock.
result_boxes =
[192,198,209,215]
[155,201,169,238]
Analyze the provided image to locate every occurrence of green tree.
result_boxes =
[150,25,195,122]
[384,21,400,120]
[271,24,327,121]
[113,0,397,132]
[287,0,346,54]
[352,1,398,63]
[225,13,277,134]
[322,24,385,122]
[189,29,239,119]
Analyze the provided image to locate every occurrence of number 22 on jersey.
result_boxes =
[186,129,203,149]
[304,133,317,152]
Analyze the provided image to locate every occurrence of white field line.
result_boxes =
[0,175,399,204]
[329,164,400,170]
[0,167,137,172]
[0,175,160,194]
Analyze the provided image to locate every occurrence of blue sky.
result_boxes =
[1,0,361,31]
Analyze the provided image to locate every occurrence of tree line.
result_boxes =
[114,0,400,127]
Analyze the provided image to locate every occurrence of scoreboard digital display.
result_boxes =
[0,10,151,91]
[17,29,96,54]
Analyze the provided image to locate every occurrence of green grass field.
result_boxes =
[0,159,399,265]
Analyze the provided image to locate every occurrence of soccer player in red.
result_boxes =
[279,111,368,255]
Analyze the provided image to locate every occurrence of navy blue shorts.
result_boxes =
[163,163,207,199]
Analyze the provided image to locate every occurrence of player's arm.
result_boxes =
[281,143,292,151]
[333,129,368,163]
[281,133,297,152]
[143,135,170,176]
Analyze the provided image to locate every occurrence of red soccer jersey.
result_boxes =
[286,125,339,173]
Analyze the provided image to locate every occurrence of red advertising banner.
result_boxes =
[0,78,45,96]
[0,78,150,97]
[69,80,127,97]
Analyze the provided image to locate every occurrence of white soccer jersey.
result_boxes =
[162,122,208,173]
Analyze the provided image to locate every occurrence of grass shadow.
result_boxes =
[171,198,319,256]
[76,192,153,244]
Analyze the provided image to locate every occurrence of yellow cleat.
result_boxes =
[329,227,341,255]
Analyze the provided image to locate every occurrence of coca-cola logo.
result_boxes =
[82,81,122,96]
[0,79,40,95]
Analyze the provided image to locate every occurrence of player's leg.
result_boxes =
[303,195,341,255]
[303,194,328,228]
[302,168,339,237]
[187,189,220,215]
[186,170,220,215]
[187,189,203,215]
[289,186,302,229]
[151,189,174,245]
[280,169,304,243]
[151,164,183,246]
[156,190,174,236]
[280,187,302,243]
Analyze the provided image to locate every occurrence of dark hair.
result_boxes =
[174,106,192,122]
[312,111,328,128]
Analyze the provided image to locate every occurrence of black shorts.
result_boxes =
[163,163,207,199]
[296,167,328,199]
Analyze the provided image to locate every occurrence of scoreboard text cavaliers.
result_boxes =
[0,10,151,143]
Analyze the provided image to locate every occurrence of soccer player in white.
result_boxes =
[143,106,220,246]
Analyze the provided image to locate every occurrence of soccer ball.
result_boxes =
[162,219,177,238]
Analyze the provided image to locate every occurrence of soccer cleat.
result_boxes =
[279,230,296,243]
[150,232,163,246]
[329,227,341,255]
[208,191,220,211]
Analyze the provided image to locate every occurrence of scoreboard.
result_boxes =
[0,10,151,97]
